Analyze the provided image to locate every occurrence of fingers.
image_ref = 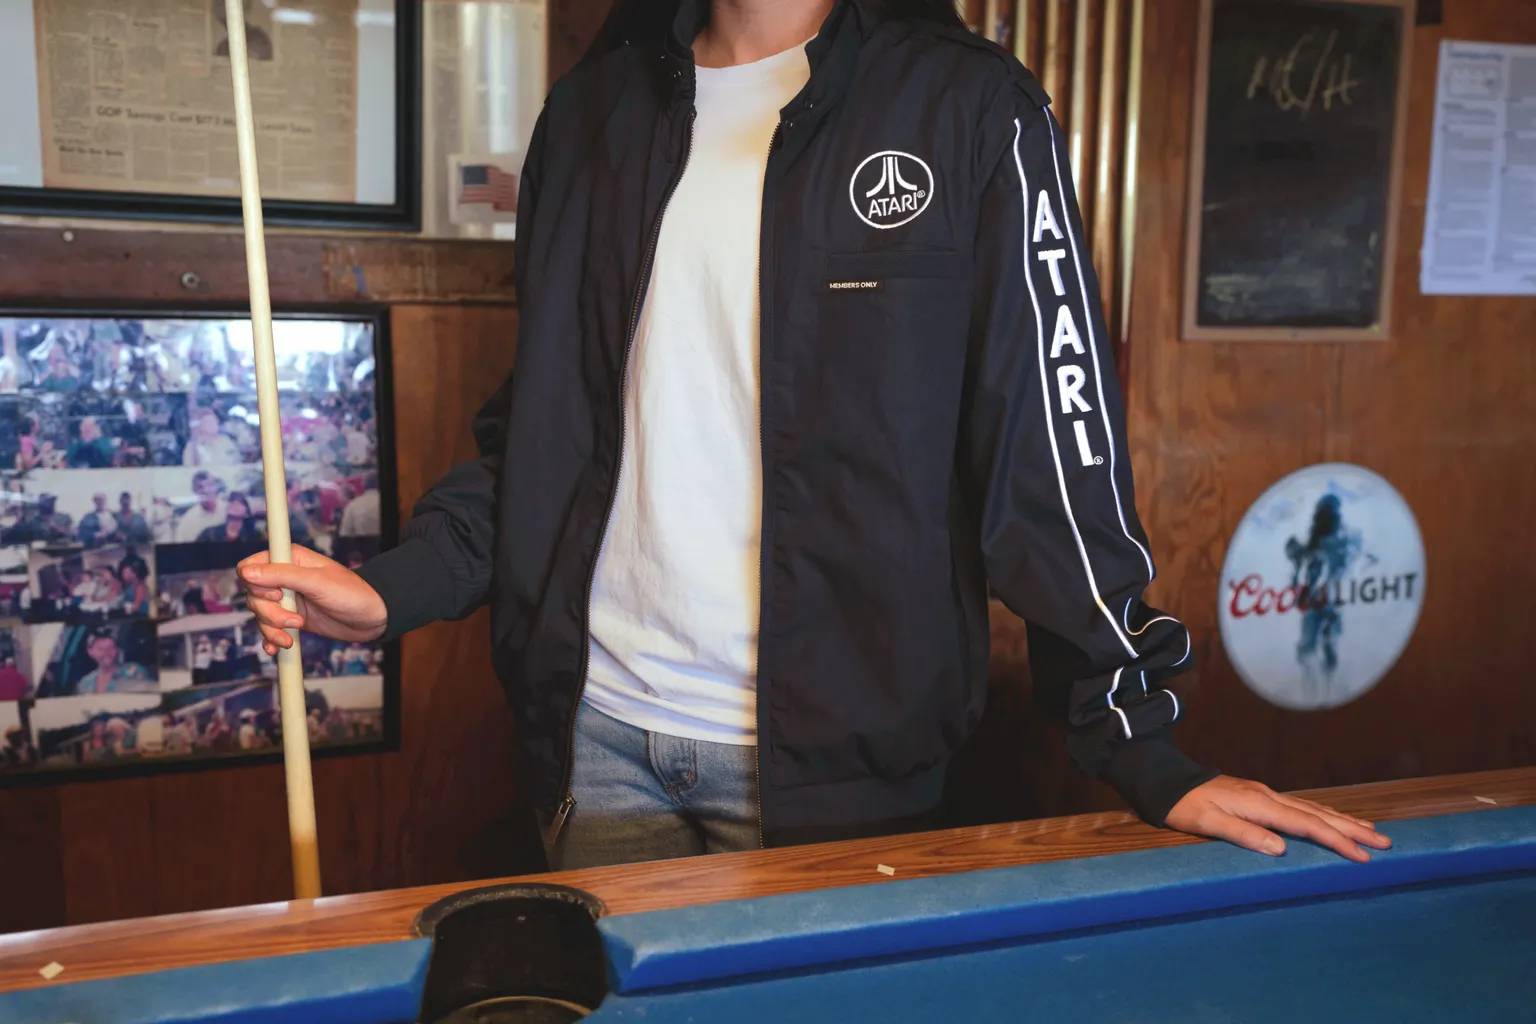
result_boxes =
[1272,794,1391,850]
[248,596,303,651]
[1171,778,1390,864]
[238,545,327,570]
[1276,793,1375,830]
[1192,808,1288,857]
[1248,800,1370,863]
[287,544,330,567]
[236,561,320,595]
[248,595,303,630]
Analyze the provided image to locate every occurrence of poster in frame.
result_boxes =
[0,305,400,787]
[0,0,422,231]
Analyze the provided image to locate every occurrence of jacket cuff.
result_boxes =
[355,537,457,641]
[1097,733,1219,827]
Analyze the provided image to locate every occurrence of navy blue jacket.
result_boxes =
[359,0,1214,845]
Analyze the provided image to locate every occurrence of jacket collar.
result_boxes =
[662,0,872,116]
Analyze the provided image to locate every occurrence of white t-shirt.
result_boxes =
[583,42,811,746]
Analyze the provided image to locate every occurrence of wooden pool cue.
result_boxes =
[224,0,322,900]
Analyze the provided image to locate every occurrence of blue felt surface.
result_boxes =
[0,938,430,1024]
[588,870,1536,1023]
[600,805,1536,994]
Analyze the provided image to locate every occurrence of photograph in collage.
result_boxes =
[1,699,36,769]
[0,313,391,780]
[0,623,30,701]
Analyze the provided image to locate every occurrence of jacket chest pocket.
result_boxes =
[811,248,970,429]
[818,248,968,350]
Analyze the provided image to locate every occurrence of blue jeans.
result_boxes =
[541,702,760,871]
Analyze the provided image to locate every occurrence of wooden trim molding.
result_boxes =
[0,224,517,308]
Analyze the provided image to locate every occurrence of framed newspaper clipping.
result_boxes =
[0,1,422,230]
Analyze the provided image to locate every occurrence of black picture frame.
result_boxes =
[0,2,422,232]
[1180,0,1412,343]
[0,303,402,788]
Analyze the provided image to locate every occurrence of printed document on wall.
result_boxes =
[1420,41,1536,296]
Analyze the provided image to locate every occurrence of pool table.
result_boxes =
[3,768,1534,1023]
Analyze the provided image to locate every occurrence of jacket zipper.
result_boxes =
[547,106,698,847]
[753,119,784,850]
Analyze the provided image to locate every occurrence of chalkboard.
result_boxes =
[1182,0,1413,341]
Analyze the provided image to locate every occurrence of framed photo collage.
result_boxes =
[0,310,398,784]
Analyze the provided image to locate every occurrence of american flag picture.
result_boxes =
[459,162,518,212]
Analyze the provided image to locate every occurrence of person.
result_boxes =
[285,493,316,547]
[68,569,98,615]
[224,359,251,392]
[183,581,209,616]
[226,414,258,461]
[209,637,235,682]
[202,707,234,753]
[324,706,348,744]
[38,495,73,543]
[0,656,28,701]
[259,708,282,747]
[107,401,151,466]
[135,712,166,757]
[192,634,214,682]
[15,412,40,472]
[65,416,118,469]
[72,626,153,694]
[174,471,227,542]
[183,408,242,467]
[239,0,1390,871]
[342,419,373,468]
[80,567,122,616]
[196,490,263,544]
[341,642,372,676]
[338,473,380,537]
[118,555,153,617]
[112,492,153,546]
[0,321,31,391]
[202,575,233,614]
[236,708,263,749]
[5,494,75,547]
[162,715,194,755]
[307,474,349,530]
[81,717,115,763]
[35,339,82,391]
[3,725,36,768]
[77,493,118,547]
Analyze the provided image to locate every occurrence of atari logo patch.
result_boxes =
[850,150,934,230]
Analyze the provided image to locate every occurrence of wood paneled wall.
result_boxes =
[3,0,1533,933]
[962,0,1536,822]
[0,230,531,933]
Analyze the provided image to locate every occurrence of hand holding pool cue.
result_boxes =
[224,0,322,901]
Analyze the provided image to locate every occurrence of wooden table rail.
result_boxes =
[2,767,1532,994]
